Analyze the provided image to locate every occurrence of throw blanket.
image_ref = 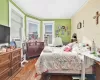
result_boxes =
[35,47,82,74]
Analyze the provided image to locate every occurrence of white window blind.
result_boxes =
[29,23,38,34]
[10,9,23,39]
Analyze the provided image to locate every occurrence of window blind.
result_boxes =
[29,23,38,34]
[10,9,23,47]
[10,9,23,39]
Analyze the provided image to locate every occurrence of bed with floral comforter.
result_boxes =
[35,46,84,74]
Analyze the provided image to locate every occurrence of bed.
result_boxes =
[35,42,94,80]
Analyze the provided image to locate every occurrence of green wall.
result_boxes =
[0,0,26,26]
[0,0,9,25]
[55,19,71,43]
[0,0,71,43]
[41,19,71,43]
[0,0,40,36]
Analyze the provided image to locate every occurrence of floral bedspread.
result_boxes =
[35,47,82,74]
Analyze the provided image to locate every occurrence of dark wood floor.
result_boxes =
[12,59,73,80]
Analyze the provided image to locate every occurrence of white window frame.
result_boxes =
[26,17,40,38]
[42,21,55,45]
[9,2,25,41]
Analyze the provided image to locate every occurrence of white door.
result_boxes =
[43,21,54,45]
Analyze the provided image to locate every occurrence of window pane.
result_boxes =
[45,25,52,33]
[44,24,53,44]
[29,23,38,34]
[11,9,23,24]
[48,35,52,44]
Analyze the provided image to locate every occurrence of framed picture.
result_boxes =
[77,22,82,29]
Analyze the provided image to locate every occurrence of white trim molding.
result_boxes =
[9,2,25,41]
[42,21,55,45]
[26,17,40,38]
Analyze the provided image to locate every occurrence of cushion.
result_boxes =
[64,47,72,52]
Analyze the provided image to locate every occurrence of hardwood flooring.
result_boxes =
[12,59,72,80]
[12,59,37,80]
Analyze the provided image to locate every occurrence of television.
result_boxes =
[0,24,10,44]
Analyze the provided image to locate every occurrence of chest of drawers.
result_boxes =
[0,48,21,80]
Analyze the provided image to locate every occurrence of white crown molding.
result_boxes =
[26,17,40,24]
[12,0,26,14]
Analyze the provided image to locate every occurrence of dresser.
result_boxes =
[27,42,44,59]
[0,48,21,80]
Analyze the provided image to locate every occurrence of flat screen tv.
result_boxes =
[0,24,10,44]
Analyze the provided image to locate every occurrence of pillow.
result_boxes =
[67,43,73,47]
[64,47,72,52]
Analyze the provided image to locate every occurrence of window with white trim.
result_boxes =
[10,9,23,47]
[26,18,40,39]
[11,10,23,39]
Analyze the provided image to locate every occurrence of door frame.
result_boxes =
[42,21,55,45]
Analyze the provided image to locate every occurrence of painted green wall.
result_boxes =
[0,0,41,36]
[55,19,71,43]
[41,19,71,43]
[0,0,9,25]
[0,0,71,42]
[0,0,26,26]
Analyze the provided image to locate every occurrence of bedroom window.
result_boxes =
[26,17,40,39]
[11,10,23,40]
[9,2,25,47]
[43,21,55,45]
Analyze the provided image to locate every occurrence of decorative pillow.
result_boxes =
[67,43,73,47]
[64,47,72,52]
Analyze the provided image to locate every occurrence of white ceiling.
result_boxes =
[13,0,88,19]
